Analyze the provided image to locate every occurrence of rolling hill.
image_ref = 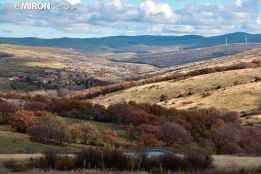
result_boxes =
[0,44,156,92]
[2,33,261,71]
[109,43,260,67]
[1,32,261,53]
[92,48,261,126]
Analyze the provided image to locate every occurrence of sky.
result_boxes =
[0,0,260,38]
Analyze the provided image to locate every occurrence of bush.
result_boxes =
[102,129,118,146]
[107,102,158,125]
[138,133,162,147]
[0,101,16,124]
[28,114,71,145]
[21,147,213,172]
[75,148,103,169]
[23,101,47,111]
[160,155,186,171]
[69,122,99,145]
[103,150,129,170]
[32,150,58,169]
[32,150,75,170]
[3,160,31,172]
[9,110,35,133]
[55,157,75,171]
[184,150,213,170]
[160,122,192,146]
[75,148,130,170]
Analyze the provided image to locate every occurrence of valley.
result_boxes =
[0,44,157,93]
[1,0,261,172]
[0,36,261,173]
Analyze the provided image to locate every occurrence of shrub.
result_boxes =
[102,129,118,146]
[48,99,109,122]
[70,122,99,145]
[211,123,243,154]
[28,114,71,145]
[128,124,160,140]
[23,101,47,111]
[31,147,214,172]
[138,133,162,147]
[3,160,31,172]
[32,150,60,169]
[55,157,75,171]
[107,102,158,125]
[75,148,103,169]
[32,151,76,171]
[160,155,186,171]
[0,101,16,124]
[183,150,213,170]
[9,110,35,133]
[160,122,192,146]
[103,150,129,170]
[159,94,168,102]
[222,112,241,123]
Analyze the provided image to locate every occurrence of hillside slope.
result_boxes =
[109,44,260,67]
[0,44,156,91]
[93,49,261,124]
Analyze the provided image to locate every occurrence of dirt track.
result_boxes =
[213,155,261,170]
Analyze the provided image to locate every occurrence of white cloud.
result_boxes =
[140,0,178,23]
[111,0,123,9]
[235,0,243,7]
[64,0,81,5]
[151,24,193,35]
[0,0,260,37]
[257,18,261,25]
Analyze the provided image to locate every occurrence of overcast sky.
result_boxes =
[0,0,260,38]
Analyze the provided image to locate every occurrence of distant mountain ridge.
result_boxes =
[0,32,261,53]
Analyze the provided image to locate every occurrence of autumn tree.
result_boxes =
[23,101,47,111]
[210,123,243,154]
[160,122,192,147]
[128,124,160,140]
[70,122,99,145]
[28,114,71,145]
[10,110,35,133]
[0,101,16,124]
[138,133,161,147]
[107,103,156,125]
[102,129,118,146]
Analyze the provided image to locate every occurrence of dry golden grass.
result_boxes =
[92,49,261,127]
[0,44,157,89]
[164,82,261,111]
[95,68,261,112]
[212,155,261,171]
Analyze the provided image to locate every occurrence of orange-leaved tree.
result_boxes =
[10,110,35,133]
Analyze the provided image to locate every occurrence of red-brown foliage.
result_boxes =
[69,122,99,145]
[128,124,160,139]
[102,129,118,145]
[68,60,261,100]
[0,101,16,124]
[23,101,47,111]
[28,115,71,145]
[10,110,35,133]
[160,122,192,146]
[138,133,162,147]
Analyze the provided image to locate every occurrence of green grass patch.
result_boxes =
[0,131,77,154]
